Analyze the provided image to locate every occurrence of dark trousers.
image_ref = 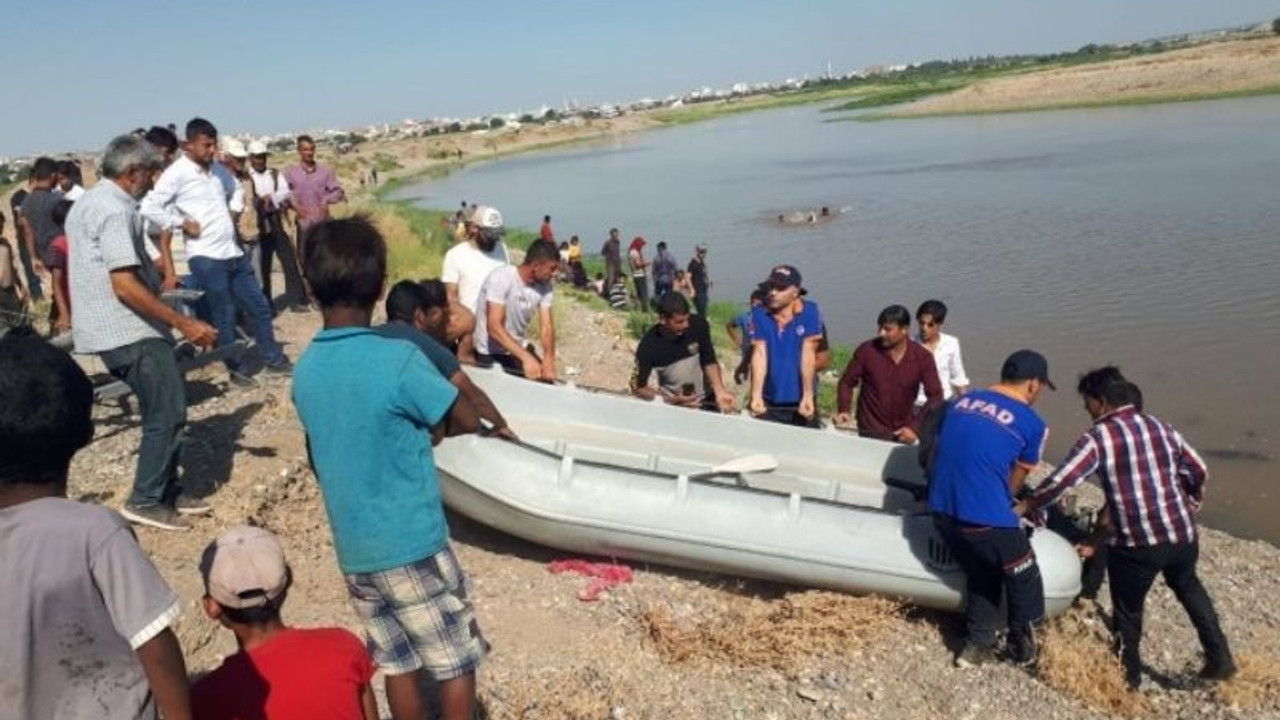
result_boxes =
[1107,541,1232,677]
[100,338,187,508]
[653,279,673,300]
[934,514,1046,647]
[758,404,820,428]
[188,253,285,370]
[1044,503,1108,599]
[258,213,310,306]
[693,290,708,316]
[15,235,43,299]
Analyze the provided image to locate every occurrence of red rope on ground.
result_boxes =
[548,559,635,601]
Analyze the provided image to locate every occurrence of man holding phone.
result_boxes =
[629,292,735,412]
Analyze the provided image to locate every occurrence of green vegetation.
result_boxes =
[373,153,403,173]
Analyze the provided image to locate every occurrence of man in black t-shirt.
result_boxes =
[630,292,736,412]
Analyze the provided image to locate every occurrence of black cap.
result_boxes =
[766,264,802,289]
[1001,349,1056,390]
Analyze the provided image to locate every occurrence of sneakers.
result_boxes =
[1007,627,1038,668]
[263,358,293,376]
[121,504,191,531]
[954,643,998,668]
[173,493,213,516]
[229,370,259,388]
[1199,658,1238,682]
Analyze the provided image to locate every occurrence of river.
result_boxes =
[394,97,1280,544]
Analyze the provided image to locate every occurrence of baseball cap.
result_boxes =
[766,264,803,290]
[247,140,269,156]
[468,205,503,230]
[1001,349,1056,390]
[199,526,289,609]
[221,137,248,159]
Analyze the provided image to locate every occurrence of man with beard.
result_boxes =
[601,228,622,296]
[442,205,507,361]
[472,240,559,381]
[835,305,942,443]
[283,135,345,258]
[630,292,735,412]
[68,135,218,531]
[142,118,291,384]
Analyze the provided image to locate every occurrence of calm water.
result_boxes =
[396,98,1280,544]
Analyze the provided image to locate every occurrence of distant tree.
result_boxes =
[1273,16,1280,34]
[489,117,505,129]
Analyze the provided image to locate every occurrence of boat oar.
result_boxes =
[687,454,779,486]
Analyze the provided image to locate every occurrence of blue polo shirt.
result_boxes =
[293,327,459,573]
[928,388,1047,528]
[748,300,823,405]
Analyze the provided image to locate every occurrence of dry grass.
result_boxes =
[1215,652,1280,711]
[482,666,621,720]
[638,590,904,675]
[1036,607,1150,717]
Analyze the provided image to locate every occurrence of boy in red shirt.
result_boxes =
[193,526,378,720]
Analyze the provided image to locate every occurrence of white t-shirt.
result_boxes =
[442,241,510,313]
[917,332,970,403]
[472,264,554,355]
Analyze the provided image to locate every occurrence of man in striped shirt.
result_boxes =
[1025,367,1235,689]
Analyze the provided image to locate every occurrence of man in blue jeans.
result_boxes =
[142,117,290,385]
[68,134,218,531]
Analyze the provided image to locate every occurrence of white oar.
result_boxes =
[687,453,779,481]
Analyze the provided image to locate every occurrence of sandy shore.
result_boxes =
[882,36,1280,118]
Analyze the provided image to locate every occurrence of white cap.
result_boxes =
[221,137,248,159]
[247,140,269,155]
[468,205,503,230]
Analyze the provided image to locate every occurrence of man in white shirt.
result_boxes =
[442,205,508,360]
[247,140,310,311]
[915,299,970,404]
[141,118,290,382]
[472,239,558,381]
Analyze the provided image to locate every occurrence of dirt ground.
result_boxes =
[886,36,1280,117]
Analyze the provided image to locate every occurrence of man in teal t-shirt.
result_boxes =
[292,216,483,720]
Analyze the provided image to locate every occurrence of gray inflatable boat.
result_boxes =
[434,367,1081,615]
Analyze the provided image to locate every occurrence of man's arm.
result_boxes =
[139,173,187,233]
[901,353,944,439]
[155,228,178,291]
[749,340,768,414]
[1173,429,1209,510]
[1023,435,1101,515]
[109,268,216,347]
[136,628,193,720]
[443,388,481,437]
[834,349,863,423]
[629,346,657,399]
[537,304,556,381]
[20,214,43,274]
[703,362,737,412]
[798,335,819,418]
[451,370,514,437]
[485,301,541,378]
[359,682,379,720]
[725,320,744,350]
[323,167,346,205]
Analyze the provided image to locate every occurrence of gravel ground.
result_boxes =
[65,296,1280,720]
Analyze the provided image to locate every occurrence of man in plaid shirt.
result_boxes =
[1024,367,1235,689]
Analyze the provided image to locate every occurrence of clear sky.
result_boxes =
[1,1,1274,157]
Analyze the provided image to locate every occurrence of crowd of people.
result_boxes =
[0,120,1238,720]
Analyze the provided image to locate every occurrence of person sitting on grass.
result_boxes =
[630,291,736,412]
[380,278,516,438]
[293,215,484,720]
[0,330,194,720]
[472,238,559,381]
[192,525,378,720]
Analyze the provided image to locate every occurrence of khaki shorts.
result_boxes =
[344,545,488,679]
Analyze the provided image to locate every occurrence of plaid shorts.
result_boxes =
[344,546,488,679]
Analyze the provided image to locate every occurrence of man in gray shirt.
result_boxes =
[0,331,195,720]
[68,135,217,531]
